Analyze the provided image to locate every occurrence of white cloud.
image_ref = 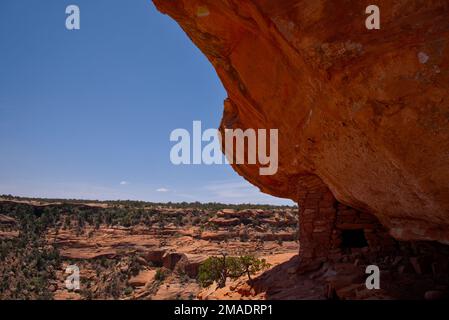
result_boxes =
[156,188,169,192]
[120,181,129,185]
[204,180,261,199]
[202,180,295,205]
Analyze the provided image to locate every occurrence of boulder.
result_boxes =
[128,270,156,287]
[178,254,208,278]
[0,214,16,225]
[257,232,296,242]
[162,252,187,270]
[200,231,236,241]
[209,217,240,226]
[216,209,238,218]
[144,249,166,266]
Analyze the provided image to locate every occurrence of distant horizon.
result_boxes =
[0,193,297,207]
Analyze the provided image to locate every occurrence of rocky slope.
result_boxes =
[152,0,449,244]
[2,198,448,299]
[0,199,298,300]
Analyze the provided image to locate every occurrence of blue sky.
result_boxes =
[0,0,293,205]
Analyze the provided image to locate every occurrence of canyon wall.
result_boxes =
[153,0,449,244]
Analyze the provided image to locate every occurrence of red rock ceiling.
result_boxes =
[153,0,449,244]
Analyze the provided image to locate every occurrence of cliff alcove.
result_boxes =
[152,0,449,296]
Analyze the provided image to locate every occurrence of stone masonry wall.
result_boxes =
[296,175,398,272]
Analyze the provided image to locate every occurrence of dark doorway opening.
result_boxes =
[341,229,368,248]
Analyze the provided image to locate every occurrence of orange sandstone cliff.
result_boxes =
[152,0,449,245]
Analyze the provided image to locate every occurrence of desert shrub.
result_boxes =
[155,268,168,281]
[198,255,228,288]
[128,255,143,277]
[236,255,270,281]
[124,286,134,296]
[80,288,94,300]
[198,254,270,288]
[191,216,201,225]
[239,230,249,242]
[105,277,121,299]
[63,215,71,229]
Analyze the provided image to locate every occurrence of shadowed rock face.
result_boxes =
[153,0,449,244]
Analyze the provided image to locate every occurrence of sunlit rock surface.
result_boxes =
[153,0,449,244]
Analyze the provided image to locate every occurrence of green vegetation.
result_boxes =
[198,254,270,288]
[67,253,145,300]
[0,203,61,299]
[0,196,291,299]
[155,268,168,281]
[0,196,297,232]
